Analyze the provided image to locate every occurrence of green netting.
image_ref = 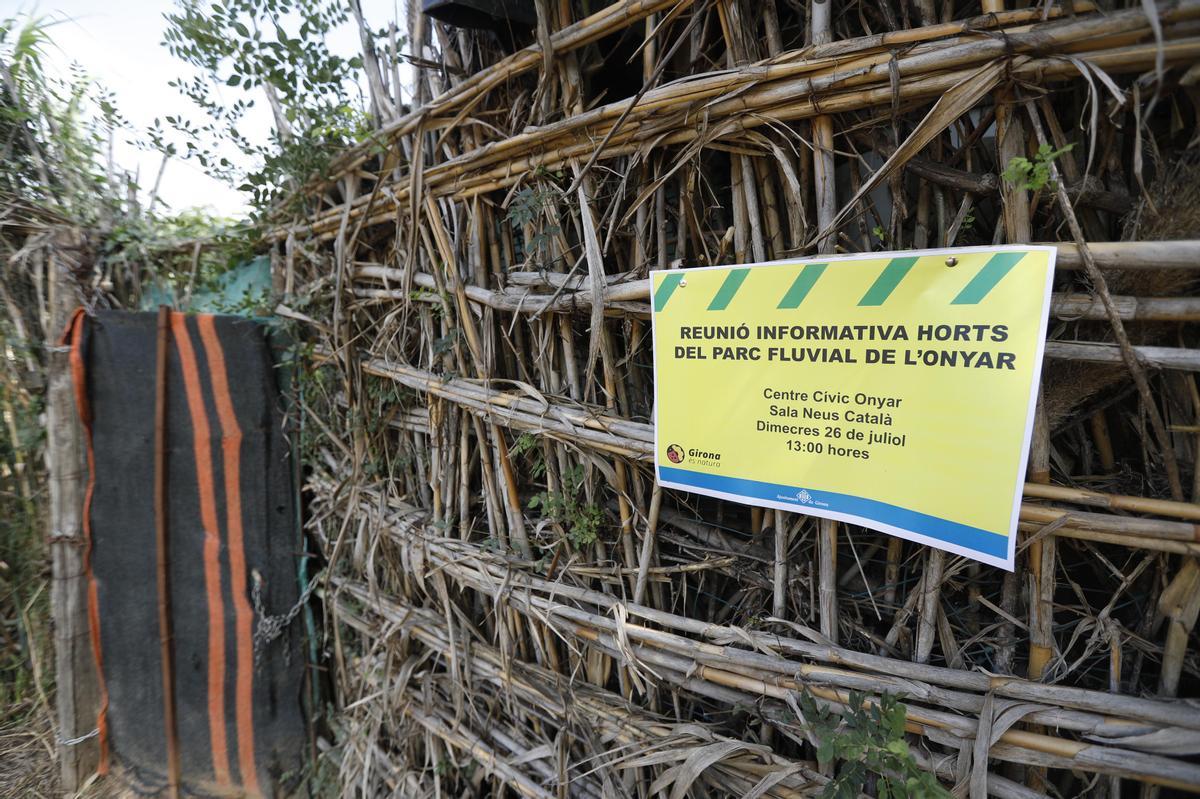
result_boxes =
[140,256,271,316]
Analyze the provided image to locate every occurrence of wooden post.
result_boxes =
[987,6,1024,679]
[812,0,839,646]
[47,227,101,789]
[1027,398,1054,681]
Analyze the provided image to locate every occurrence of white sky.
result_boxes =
[7,0,400,219]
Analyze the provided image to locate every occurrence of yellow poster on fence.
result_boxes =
[651,245,1055,570]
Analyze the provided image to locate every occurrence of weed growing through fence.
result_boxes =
[795,687,951,799]
[1002,142,1075,192]
[512,433,546,479]
[409,289,442,308]
[209,284,273,317]
[528,465,601,547]
[504,181,562,262]
[432,328,461,358]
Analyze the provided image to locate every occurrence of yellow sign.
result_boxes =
[651,246,1055,570]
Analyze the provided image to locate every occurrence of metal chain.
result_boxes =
[251,569,321,666]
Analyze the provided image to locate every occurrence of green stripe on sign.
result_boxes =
[951,251,1026,304]
[777,263,827,309]
[858,257,918,306]
[653,273,684,312]
[708,269,750,310]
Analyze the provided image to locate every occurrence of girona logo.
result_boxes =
[666,444,685,464]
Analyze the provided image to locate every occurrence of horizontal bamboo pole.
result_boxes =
[287,3,1085,225]
[1050,240,1200,271]
[286,0,693,204]
[294,31,1200,236]
[273,8,1200,241]
[1049,295,1200,321]
[1045,341,1200,371]
[436,39,1200,203]
[1019,523,1200,556]
[1022,483,1200,522]
[356,243,1200,292]
[334,585,831,796]
[1018,505,1199,543]
[340,535,1132,791]
[579,634,1200,792]
[544,603,1181,747]
[334,580,1053,799]
[409,706,557,799]
[357,266,1200,322]
[361,281,1200,367]
[352,285,649,317]
[314,486,1200,790]
[313,477,1200,735]
[316,345,1199,548]
[329,349,655,457]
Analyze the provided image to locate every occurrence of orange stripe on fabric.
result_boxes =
[195,315,260,796]
[170,313,231,785]
[63,309,111,773]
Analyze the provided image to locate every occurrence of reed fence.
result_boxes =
[273,1,1200,795]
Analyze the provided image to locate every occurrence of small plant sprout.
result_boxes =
[1002,142,1075,192]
